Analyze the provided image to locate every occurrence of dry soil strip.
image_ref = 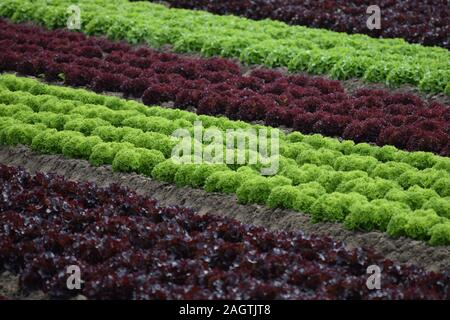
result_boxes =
[0,145,449,273]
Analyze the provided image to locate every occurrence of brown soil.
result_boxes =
[0,144,449,277]
[0,271,48,300]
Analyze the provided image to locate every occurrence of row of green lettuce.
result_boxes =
[0,0,449,94]
[0,74,449,245]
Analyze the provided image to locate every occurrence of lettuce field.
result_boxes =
[0,0,448,301]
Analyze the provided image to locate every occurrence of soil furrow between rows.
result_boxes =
[0,144,448,273]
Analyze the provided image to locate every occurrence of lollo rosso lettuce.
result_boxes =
[0,74,449,245]
[2,163,450,299]
[0,20,448,156]
[154,0,450,49]
[0,0,448,94]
